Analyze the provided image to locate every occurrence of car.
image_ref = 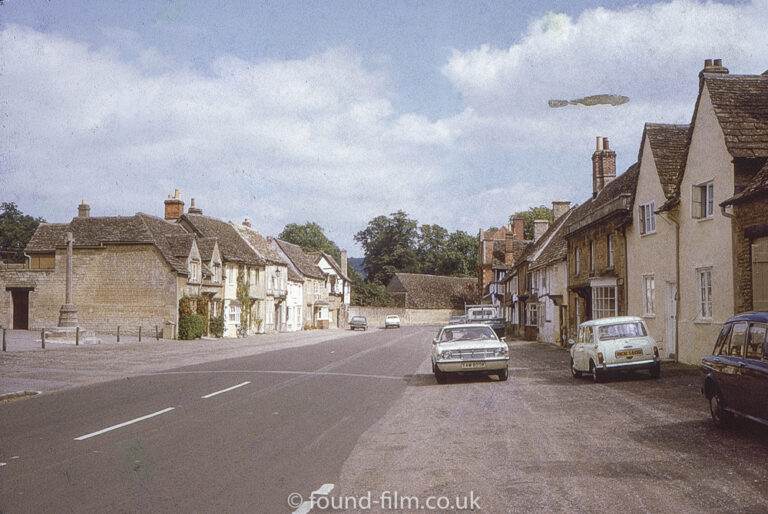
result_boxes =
[448,315,466,324]
[349,316,368,331]
[384,315,401,328]
[701,312,768,427]
[569,316,660,382]
[431,323,509,383]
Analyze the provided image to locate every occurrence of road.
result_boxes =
[3,327,768,513]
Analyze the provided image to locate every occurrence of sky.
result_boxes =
[1,0,767,257]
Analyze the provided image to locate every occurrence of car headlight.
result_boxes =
[494,347,508,357]
[441,350,453,359]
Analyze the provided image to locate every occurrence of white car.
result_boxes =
[384,315,401,328]
[431,324,509,383]
[569,316,661,382]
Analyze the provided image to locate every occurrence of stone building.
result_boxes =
[564,137,639,337]
[386,273,478,310]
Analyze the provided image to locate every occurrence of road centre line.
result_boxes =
[201,381,251,399]
[74,407,175,441]
[147,370,403,381]
[293,483,335,514]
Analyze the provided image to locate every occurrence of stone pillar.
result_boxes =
[58,232,78,327]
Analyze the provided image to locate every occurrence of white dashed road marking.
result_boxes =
[293,483,335,514]
[74,407,176,441]
[201,381,251,399]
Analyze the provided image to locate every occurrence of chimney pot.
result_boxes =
[188,197,203,215]
[705,58,713,67]
[596,136,604,152]
[164,190,185,220]
[603,138,610,150]
[714,58,722,67]
[592,136,617,196]
[243,218,251,227]
[78,200,90,218]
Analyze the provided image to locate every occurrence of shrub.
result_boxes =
[179,313,206,340]
[209,315,225,338]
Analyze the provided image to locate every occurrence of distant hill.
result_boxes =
[348,257,366,278]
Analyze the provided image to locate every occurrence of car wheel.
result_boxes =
[498,368,508,381]
[435,368,447,384]
[649,362,661,379]
[590,361,603,383]
[570,357,582,378]
[709,386,732,428]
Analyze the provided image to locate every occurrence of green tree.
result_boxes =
[354,210,420,286]
[279,221,342,263]
[440,230,477,277]
[509,206,554,240]
[0,202,45,263]
[348,268,394,306]
[417,224,448,275]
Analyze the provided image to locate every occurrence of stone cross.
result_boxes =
[58,231,78,327]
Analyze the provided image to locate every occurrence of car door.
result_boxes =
[573,326,589,370]
[720,322,749,413]
[741,323,768,421]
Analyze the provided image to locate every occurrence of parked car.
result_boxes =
[701,312,768,427]
[569,316,660,383]
[448,315,466,324]
[431,324,509,383]
[349,316,368,331]
[384,315,401,329]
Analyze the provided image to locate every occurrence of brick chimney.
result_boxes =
[504,233,516,264]
[592,136,616,197]
[552,201,570,221]
[164,189,184,220]
[78,199,90,218]
[511,217,525,240]
[341,249,348,277]
[699,58,729,89]
[533,219,549,242]
[188,198,202,215]
[242,218,251,227]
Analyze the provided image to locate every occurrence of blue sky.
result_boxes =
[1,0,765,256]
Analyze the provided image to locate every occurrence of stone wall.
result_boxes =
[347,306,461,327]
[732,195,768,312]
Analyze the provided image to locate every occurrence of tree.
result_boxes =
[509,206,554,240]
[347,268,394,306]
[354,210,420,286]
[0,202,45,263]
[418,225,476,277]
[279,222,342,263]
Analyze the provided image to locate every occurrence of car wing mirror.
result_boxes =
[432,338,440,345]
[567,339,575,347]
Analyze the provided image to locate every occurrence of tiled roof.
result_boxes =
[232,224,284,265]
[386,272,479,309]
[25,223,68,252]
[642,123,691,201]
[721,160,768,205]
[137,213,193,274]
[310,251,350,281]
[180,214,263,266]
[66,216,155,247]
[195,237,219,262]
[272,239,326,280]
[564,163,639,236]
[705,73,768,158]
[530,208,577,270]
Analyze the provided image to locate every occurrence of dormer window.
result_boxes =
[189,260,201,283]
[213,263,222,283]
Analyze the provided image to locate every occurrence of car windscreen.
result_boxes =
[439,326,497,342]
[598,322,647,340]
[351,317,365,322]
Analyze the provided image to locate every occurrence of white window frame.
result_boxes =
[589,241,595,272]
[227,265,236,286]
[526,303,538,327]
[574,247,580,275]
[639,202,656,235]
[592,286,617,319]
[228,302,241,324]
[692,181,714,220]
[642,274,655,317]
[697,267,713,320]
[189,260,201,283]
[607,234,615,268]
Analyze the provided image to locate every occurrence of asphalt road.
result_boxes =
[0,326,433,513]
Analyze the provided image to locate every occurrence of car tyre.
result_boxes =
[649,362,661,379]
[570,357,582,378]
[590,361,603,383]
[709,386,732,428]
[498,368,508,381]
[435,368,448,384]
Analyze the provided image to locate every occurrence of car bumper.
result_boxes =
[602,359,658,371]
[385,323,399,328]
[436,358,509,373]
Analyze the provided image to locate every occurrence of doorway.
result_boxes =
[665,282,677,359]
[11,289,30,329]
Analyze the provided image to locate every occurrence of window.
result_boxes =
[728,322,748,357]
[746,323,767,359]
[213,263,222,283]
[30,253,55,269]
[607,234,614,268]
[574,247,580,275]
[189,261,201,282]
[228,265,236,286]
[692,181,714,219]
[642,274,655,316]
[526,303,538,326]
[714,324,732,355]
[228,302,241,324]
[697,268,712,319]
[639,202,656,235]
[589,241,595,272]
[592,286,617,319]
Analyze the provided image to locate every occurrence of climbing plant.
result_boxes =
[236,266,252,332]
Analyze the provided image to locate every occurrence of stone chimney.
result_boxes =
[699,58,729,89]
[533,220,549,242]
[164,189,184,220]
[592,136,616,197]
[242,218,251,227]
[188,198,202,215]
[504,233,516,264]
[511,217,525,240]
[77,199,90,218]
[341,249,348,277]
[552,201,571,221]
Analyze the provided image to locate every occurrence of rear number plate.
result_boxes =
[615,349,643,357]
[462,362,486,369]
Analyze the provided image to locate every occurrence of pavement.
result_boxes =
[0,327,360,399]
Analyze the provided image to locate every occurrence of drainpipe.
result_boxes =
[720,204,734,219]
[659,210,680,362]
[24,252,32,269]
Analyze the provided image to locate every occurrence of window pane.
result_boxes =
[747,324,766,359]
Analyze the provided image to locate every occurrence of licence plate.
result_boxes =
[462,361,486,369]
[615,349,643,357]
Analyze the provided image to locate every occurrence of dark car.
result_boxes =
[349,316,368,331]
[701,312,768,427]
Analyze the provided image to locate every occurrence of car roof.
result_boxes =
[441,323,495,329]
[725,311,768,324]
[579,316,644,327]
